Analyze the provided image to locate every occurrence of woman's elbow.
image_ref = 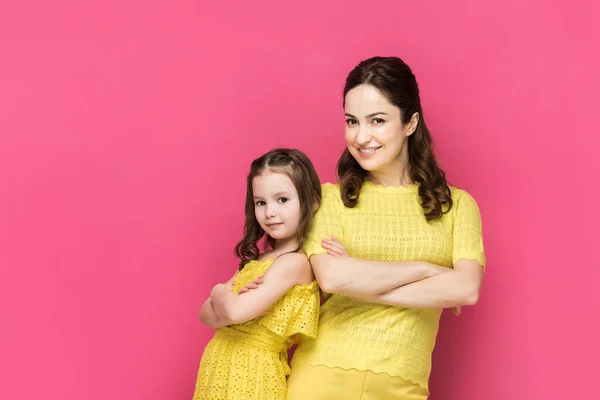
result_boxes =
[313,268,340,294]
[462,285,481,306]
[311,257,342,294]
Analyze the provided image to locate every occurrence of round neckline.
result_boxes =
[362,180,419,193]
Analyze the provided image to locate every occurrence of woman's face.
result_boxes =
[344,84,417,174]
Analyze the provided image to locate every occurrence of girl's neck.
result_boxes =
[264,236,299,259]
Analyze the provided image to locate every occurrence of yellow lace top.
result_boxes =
[291,182,485,390]
[230,258,320,346]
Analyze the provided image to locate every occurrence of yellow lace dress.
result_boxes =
[192,258,320,400]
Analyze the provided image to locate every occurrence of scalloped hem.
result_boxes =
[453,256,486,271]
[289,362,429,394]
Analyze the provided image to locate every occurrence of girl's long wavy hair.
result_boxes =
[234,148,321,270]
[338,56,452,221]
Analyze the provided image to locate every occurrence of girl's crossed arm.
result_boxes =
[207,253,313,327]
[199,272,238,329]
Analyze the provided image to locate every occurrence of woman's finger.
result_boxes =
[323,239,345,252]
[321,240,333,249]
[327,249,345,258]
[325,239,348,256]
[331,235,342,244]
[325,246,346,258]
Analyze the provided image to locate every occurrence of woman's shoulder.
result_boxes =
[449,186,478,202]
[321,181,341,194]
[448,186,482,214]
[318,182,343,207]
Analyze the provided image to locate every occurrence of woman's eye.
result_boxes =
[372,118,385,124]
[346,118,358,126]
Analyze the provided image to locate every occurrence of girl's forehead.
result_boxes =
[252,171,296,193]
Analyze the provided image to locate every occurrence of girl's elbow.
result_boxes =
[219,308,238,325]
[198,310,211,325]
[199,314,219,329]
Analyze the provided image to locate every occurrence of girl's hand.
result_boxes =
[322,235,348,257]
[238,276,264,294]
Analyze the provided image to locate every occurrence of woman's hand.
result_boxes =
[321,236,348,257]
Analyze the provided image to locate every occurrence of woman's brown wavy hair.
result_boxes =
[234,148,321,270]
[338,56,452,221]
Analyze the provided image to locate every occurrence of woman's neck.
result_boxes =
[366,148,413,187]
[368,165,412,187]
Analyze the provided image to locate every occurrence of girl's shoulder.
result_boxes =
[269,252,313,286]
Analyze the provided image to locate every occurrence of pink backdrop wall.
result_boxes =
[1,1,598,399]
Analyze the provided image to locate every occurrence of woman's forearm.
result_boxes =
[311,254,450,297]
[354,266,482,308]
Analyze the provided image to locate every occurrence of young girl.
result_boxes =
[192,148,322,400]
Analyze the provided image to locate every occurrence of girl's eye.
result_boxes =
[255,201,265,206]
[278,197,289,204]
[346,118,358,126]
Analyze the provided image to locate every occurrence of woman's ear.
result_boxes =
[406,112,420,137]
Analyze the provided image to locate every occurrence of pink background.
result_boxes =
[1,1,598,399]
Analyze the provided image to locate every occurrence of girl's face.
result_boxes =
[344,84,417,175]
[252,171,301,242]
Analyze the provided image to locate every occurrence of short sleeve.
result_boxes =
[257,281,320,340]
[452,190,486,267]
[303,183,344,258]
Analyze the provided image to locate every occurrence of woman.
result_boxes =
[286,56,486,399]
